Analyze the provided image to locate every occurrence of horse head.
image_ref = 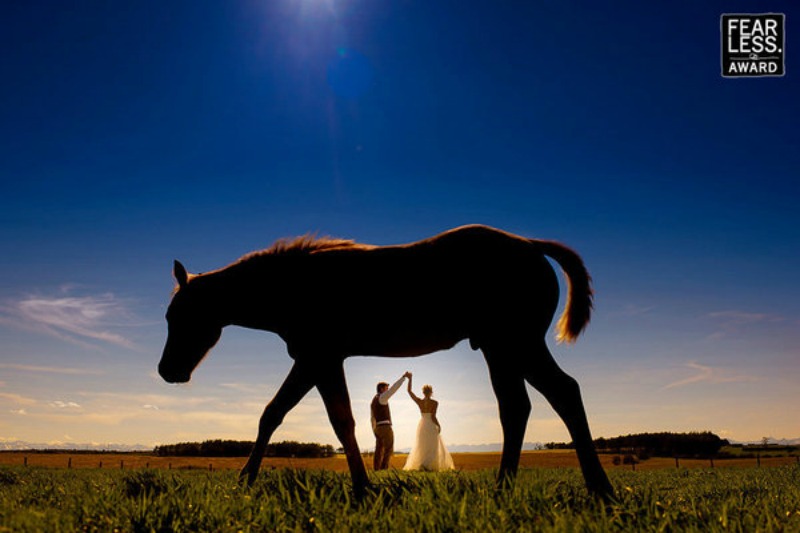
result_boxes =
[158,260,223,383]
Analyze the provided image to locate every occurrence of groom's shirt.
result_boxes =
[371,375,405,432]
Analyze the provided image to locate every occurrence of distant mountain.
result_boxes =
[728,437,800,446]
[0,440,152,452]
[444,442,544,453]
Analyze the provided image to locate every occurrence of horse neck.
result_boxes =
[201,262,283,332]
[192,271,238,326]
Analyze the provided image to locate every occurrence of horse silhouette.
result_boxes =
[158,224,613,499]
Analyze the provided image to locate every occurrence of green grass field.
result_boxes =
[2,466,799,532]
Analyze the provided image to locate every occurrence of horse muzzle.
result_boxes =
[158,360,191,384]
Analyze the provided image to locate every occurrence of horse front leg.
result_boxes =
[240,362,315,486]
[315,361,370,500]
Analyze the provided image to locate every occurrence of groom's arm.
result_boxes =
[378,375,406,404]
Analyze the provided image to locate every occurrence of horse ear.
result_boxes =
[174,260,189,288]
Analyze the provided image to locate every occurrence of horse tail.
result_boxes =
[532,239,593,344]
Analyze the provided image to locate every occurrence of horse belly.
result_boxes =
[371,335,462,357]
[343,317,466,357]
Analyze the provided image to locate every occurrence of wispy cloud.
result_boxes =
[706,310,784,340]
[0,392,38,406]
[0,363,104,376]
[616,304,655,317]
[219,382,269,395]
[49,401,81,409]
[75,391,228,411]
[0,290,137,349]
[662,361,758,391]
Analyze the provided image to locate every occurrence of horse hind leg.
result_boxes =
[240,362,315,486]
[523,341,614,500]
[482,345,532,487]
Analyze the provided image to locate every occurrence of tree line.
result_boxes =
[545,431,729,458]
[153,440,336,458]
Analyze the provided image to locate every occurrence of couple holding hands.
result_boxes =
[371,371,455,472]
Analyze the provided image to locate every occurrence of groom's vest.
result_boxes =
[371,395,391,425]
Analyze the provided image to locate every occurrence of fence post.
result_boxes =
[120,460,124,470]
[209,463,213,472]
[99,461,103,469]
[675,457,679,468]
[68,457,72,469]
[24,456,28,467]
[756,454,761,468]
[710,457,714,468]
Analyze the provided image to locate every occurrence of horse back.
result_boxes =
[275,225,559,356]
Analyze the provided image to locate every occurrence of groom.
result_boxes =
[371,371,411,470]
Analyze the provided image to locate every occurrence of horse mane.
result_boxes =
[173,235,372,292]
[238,234,372,263]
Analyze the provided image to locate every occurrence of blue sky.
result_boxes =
[1,1,798,451]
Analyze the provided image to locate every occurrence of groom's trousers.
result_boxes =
[373,424,394,470]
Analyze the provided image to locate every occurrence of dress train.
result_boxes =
[403,413,455,471]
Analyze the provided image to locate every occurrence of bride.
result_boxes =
[403,373,455,471]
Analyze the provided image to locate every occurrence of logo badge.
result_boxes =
[721,14,785,78]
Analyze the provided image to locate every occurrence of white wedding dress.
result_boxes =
[403,412,455,471]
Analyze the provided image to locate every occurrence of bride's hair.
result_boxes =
[422,384,433,396]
